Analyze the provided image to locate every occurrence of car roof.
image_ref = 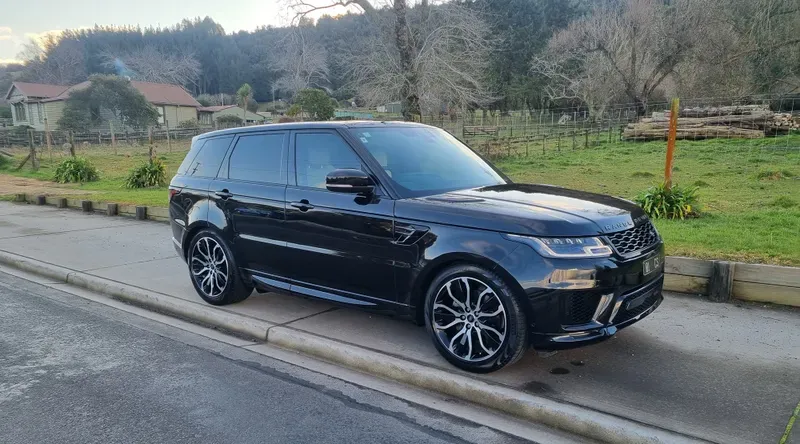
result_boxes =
[195,120,430,140]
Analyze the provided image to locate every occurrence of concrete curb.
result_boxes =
[7,196,800,307]
[267,326,702,444]
[0,249,706,444]
[0,251,272,340]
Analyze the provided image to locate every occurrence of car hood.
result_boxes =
[394,184,648,236]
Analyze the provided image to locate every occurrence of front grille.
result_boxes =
[563,293,602,325]
[606,221,659,255]
[613,289,661,324]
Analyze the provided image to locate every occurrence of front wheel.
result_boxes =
[424,264,528,373]
[188,229,253,305]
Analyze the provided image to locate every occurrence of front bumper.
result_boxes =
[529,275,663,350]
[498,239,666,350]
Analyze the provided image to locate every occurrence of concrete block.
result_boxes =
[81,200,93,213]
[57,198,68,208]
[135,206,147,220]
[107,203,118,216]
[36,195,46,205]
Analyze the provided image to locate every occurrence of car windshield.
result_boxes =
[350,126,507,197]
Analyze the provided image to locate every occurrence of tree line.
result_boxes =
[2,0,799,118]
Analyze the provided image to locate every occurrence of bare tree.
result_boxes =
[288,0,494,119]
[273,29,330,97]
[18,33,86,85]
[100,46,201,88]
[533,0,734,115]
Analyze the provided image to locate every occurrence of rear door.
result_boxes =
[212,131,290,282]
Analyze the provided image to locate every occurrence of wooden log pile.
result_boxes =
[623,105,799,141]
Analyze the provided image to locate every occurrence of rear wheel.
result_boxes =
[188,229,252,305]
[424,264,527,373]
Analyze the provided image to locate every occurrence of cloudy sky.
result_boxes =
[0,0,305,63]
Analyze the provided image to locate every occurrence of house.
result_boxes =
[198,105,265,125]
[4,82,70,130]
[377,101,402,114]
[5,80,201,130]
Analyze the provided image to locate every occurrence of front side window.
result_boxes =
[295,132,362,189]
[349,126,506,197]
[228,133,286,184]
[184,135,233,178]
[38,103,45,123]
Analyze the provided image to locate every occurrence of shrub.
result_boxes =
[216,115,243,126]
[631,171,655,178]
[768,196,797,209]
[53,157,99,183]
[756,169,795,180]
[177,119,200,129]
[635,182,699,219]
[0,153,9,169]
[125,158,167,188]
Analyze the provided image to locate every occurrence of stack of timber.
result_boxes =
[623,105,799,141]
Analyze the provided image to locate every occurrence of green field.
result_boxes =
[1,135,799,265]
[495,135,800,266]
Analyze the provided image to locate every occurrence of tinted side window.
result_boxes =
[229,133,286,184]
[176,139,205,175]
[295,133,362,189]
[186,136,234,178]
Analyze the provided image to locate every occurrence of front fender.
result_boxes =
[399,223,522,310]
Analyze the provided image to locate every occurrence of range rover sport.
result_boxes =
[169,121,664,373]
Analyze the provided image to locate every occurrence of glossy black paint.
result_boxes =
[325,169,375,194]
[170,121,664,349]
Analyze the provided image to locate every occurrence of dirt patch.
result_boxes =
[0,175,94,197]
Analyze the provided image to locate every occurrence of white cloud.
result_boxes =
[0,58,23,65]
[24,30,64,44]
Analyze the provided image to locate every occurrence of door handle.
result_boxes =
[214,189,233,200]
[290,200,314,211]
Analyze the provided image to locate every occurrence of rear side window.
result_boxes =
[228,133,286,184]
[176,139,205,175]
[183,135,234,178]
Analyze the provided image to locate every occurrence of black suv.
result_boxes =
[169,122,664,373]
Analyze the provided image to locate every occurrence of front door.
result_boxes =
[213,131,289,283]
[284,129,399,304]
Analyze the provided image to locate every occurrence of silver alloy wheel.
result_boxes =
[431,277,507,362]
[190,236,229,298]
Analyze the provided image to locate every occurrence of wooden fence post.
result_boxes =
[110,121,116,150]
[165,121,172,153]
[44,118,52,162]
[29,129,39,170]
[664,98,680,188]
[709,261,735,303]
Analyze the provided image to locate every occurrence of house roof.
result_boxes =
[198,105,238,113]
[5,82,69,100]
[42,80,202,107]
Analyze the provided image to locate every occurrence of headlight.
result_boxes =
[505,234,613,258]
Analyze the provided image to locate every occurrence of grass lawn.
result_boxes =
[1,135,799,265]
[495,134,800,266]
[0,141,192,207]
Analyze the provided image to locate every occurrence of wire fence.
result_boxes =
[2,95,798,165]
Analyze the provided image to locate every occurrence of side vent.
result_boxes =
[393,223,429,245]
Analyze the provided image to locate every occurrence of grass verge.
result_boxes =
[2,136,799,265]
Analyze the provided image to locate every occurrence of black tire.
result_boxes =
[424,264,527,373]
[187,229,253,306]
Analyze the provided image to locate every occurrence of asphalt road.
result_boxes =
[0,271,527,444]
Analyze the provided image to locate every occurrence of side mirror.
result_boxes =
[326,169,375,194]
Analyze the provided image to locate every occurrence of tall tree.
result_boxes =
[57,74,159,131]
[236,83,253,122]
